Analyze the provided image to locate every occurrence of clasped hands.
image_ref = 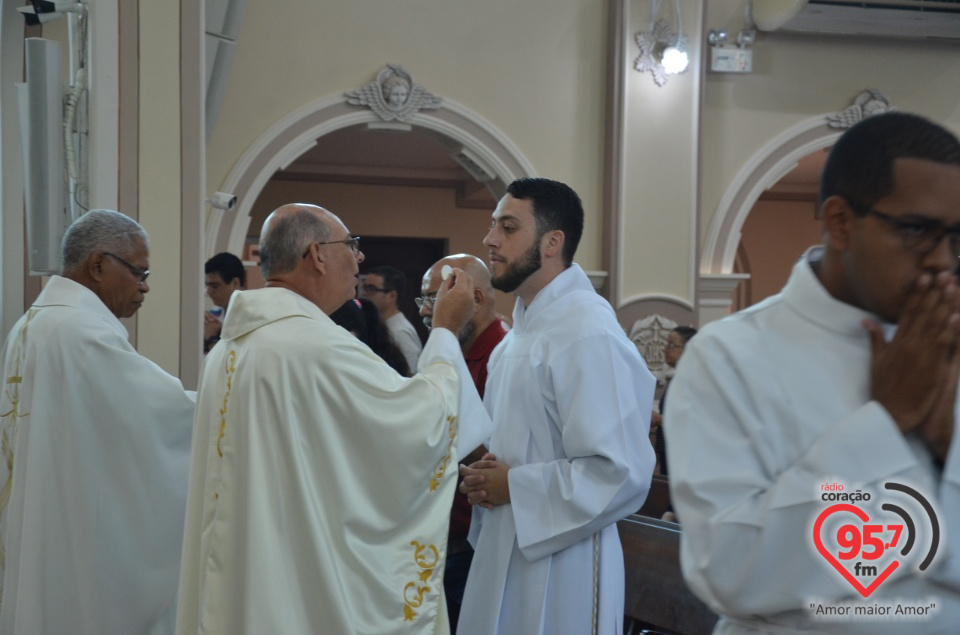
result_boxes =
[459,453,511,509]
[867,270,960,462]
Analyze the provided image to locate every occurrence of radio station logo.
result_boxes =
[812,481,939,599]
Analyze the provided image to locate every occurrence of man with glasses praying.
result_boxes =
[668,112,960,634]
[176,203,492,634]
[362,264,423,370]
[0,209,195,635]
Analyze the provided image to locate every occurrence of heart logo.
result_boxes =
[813,503,899,598]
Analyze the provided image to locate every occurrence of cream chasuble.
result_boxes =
[176,288,489,635]
[0,276,196,635]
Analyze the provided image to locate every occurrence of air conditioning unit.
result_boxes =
[752,0,960,40]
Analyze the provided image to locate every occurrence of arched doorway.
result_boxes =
[698,114,845,323]
[206,94,536,259]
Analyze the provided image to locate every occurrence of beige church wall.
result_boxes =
[135,1,183,375]
[250,180,516,319]
[205,0,609,272]
[739,198,820,304]
[700,0,960,260]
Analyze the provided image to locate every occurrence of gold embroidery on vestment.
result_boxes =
[429,415,458,492]
[216,350,238,458]
[0,308,38,605]
[403,540,440,621]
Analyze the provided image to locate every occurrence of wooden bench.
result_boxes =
[618,514,718,635]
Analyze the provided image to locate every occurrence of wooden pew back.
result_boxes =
[618,514,718,635]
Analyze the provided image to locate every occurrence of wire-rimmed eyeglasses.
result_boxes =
[103,252,150,284]
[302,237,362,258]
[414,294,437,310]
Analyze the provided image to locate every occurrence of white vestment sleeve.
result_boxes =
[420,327,492,458]
[0,288,194,635]
[507,333,655,562]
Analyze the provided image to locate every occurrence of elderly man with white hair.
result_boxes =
[0,209,195,635]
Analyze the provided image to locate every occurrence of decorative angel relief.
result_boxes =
[346,64,443,123]
[827,89,893,129]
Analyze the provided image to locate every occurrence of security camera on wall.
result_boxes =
[17,1,84,26]
[17,38,68,276]
[207,192,238,211]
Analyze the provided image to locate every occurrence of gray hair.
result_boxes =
[259,209,330,277]
[61,209,148,275]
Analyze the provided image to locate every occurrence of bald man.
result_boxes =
[420,254,507,393]
[419,254,508,633]
[176,204,492,635]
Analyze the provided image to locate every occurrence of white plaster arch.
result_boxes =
[206,94,537,257]
[701,115,844,275]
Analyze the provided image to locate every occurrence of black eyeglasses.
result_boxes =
[848,201,960,259]
[414,294,437,310]
[362,283,390,294]
[103,252,150,284]
[302,237,362,258]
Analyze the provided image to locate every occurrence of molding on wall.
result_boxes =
[602,0,626,301]
[0,1,26,336]
[210,94,536,257]
[585,269,609,291]
[179,0,204,388]
[700,272,750,306]
[118,2,138,217]
[117,0,138,345]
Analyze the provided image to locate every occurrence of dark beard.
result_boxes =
[492,241,542,293]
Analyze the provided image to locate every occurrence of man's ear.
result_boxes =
[541,230,565,259]
[821,195,856,251]
[306,243,327,275]
[88,251,107,282]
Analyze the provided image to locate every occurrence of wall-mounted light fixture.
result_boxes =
[634,0,689,87]
[707,28,756,74]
